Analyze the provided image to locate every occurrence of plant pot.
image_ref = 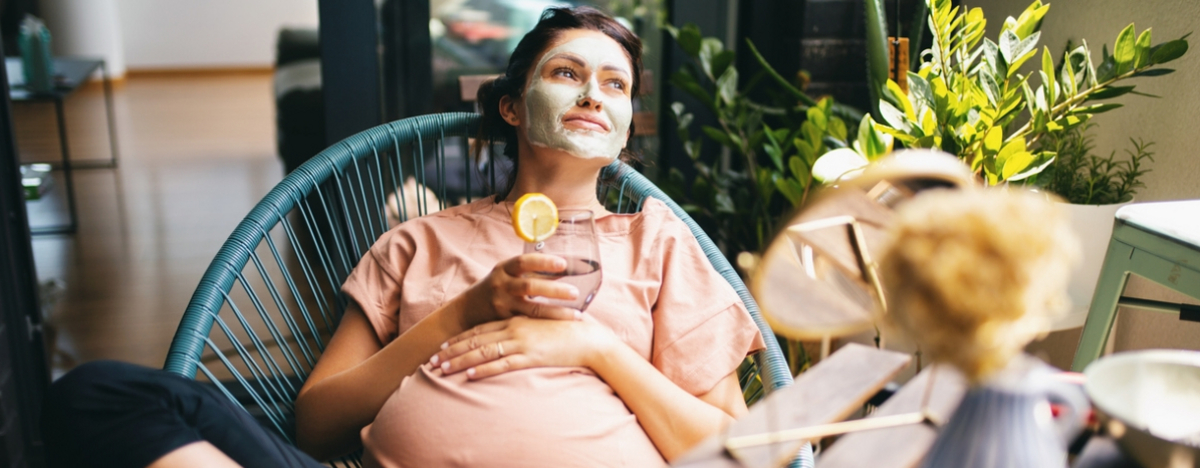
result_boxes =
[1053,201,1133,331]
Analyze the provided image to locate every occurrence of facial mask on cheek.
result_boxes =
[524,37,633,160]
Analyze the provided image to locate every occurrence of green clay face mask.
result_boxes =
[524,36,633,160]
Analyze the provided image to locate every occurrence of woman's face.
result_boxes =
[515,29,634,160]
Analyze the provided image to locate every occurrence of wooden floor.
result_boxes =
[16,72,283,376]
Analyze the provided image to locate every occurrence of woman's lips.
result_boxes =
[563,114,610,132]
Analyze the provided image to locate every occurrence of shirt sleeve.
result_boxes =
[341,228,416,345]
[650,216,766,396]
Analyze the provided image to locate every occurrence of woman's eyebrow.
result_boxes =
[599,64,631,76]
[547,53,587,68]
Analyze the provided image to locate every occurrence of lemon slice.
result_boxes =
[511,193,558,243]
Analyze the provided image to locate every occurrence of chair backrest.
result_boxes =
[163,112,809,466]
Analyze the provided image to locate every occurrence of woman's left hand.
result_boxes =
[429,316,618,380]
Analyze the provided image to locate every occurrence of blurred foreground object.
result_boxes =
[750,150,973,344]
[1085,349,1200,468]
[880,188,1088,468]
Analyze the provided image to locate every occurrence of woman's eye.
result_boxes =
[607,80,628,91]
[553,68,577,79]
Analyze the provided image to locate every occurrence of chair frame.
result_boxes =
[163,112,810,466]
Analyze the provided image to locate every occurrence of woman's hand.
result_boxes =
[463,254,582,326]
[430,315,618,379]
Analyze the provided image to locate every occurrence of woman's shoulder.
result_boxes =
[625,197,694,241]
[375,197,498,247]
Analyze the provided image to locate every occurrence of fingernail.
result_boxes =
[441,362,450,372]
[567,286,580,299]
[574,310,583,321]
[429,354,439,366]
[441,342,448,350]
[554,258,566,269]
[467,368,476,378]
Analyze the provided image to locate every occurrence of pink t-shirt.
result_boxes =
[341,196,765,467]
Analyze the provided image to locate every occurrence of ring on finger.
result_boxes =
[497,342,505,358]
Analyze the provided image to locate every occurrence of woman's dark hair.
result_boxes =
[475,6,643,200]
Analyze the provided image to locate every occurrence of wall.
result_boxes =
[117,0,318,70]
[971,0,1200,368]
[42,0,319,75]
[41,0,127,76]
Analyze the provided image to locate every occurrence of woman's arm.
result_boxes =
[294,300,469,460]
[295,254,581,460]
[433,317,747,461]
[591,341,747,461]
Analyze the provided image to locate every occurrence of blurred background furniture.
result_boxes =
[1072,201,1200,371]
[8,56,118,234]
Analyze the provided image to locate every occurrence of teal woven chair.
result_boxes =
[164,112,811,467]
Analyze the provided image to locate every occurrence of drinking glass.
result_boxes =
[522,209,602,311]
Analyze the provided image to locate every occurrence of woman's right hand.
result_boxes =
[465,253,582,325]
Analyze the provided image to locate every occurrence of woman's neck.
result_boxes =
[505,144,610,212]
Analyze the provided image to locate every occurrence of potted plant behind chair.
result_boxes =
[1034,123,1155,329]
[810,0,1189,330]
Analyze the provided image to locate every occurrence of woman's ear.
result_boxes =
[498,95,521,127]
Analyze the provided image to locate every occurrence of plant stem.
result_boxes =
[1004,66,1149,146]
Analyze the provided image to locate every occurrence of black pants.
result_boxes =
[42,360,326,468]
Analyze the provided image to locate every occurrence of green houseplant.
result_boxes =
[818,0,1188,186]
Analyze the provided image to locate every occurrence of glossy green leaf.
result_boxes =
[774,177,804,206]
[715,67,739,105]
[701,125,732,147]
[711,51,736,79]
[669,70,714,112]
[1006,151,1056,181]
[1012,1,1049,39]
[983,127,1003,154]
[1134,28,1152,69]
[1071,103,1123,114]
[794,139,816,164]
[699,38,724,78]
[789,156,809,182]
[806,106,828,131]
[1150,39,1189,65]
[762,124,784,170]
[879,100,912,132]
[1041,47,1057,105]
[678,24,703,57]
[1096,54,1116,82]
[1131,68,1175,77]
[908,72,935,113]
[1114,24,1137,74]
[828,117,849,142]
[812,148,868,183]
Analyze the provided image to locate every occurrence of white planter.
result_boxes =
[1053,201,1133,331]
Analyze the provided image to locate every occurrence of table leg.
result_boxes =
[101,60,119,168]
[1070,239,1135,371]
[32,98,79,235]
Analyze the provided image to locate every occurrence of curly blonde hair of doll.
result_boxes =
[878,189,1080,383]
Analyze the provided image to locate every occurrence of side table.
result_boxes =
[1071,200,1200,371]
[8,57,120,235]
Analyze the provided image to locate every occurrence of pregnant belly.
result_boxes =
[361,364,665,468]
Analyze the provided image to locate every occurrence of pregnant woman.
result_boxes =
[44,7,764,467]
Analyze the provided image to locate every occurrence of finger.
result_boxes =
[435,330,508,366]
[506,277,579,301]
[442,321,510,349]
[501,254,566,277]
[442,340,518,375]
[468,354,532,380]
[513,301,580,321]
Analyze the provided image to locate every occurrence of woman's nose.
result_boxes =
[576,79,604,110]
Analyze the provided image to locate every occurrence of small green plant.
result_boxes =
[852,0,1188,185]
[1036,124,1153,205]
[659,23,867,255]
